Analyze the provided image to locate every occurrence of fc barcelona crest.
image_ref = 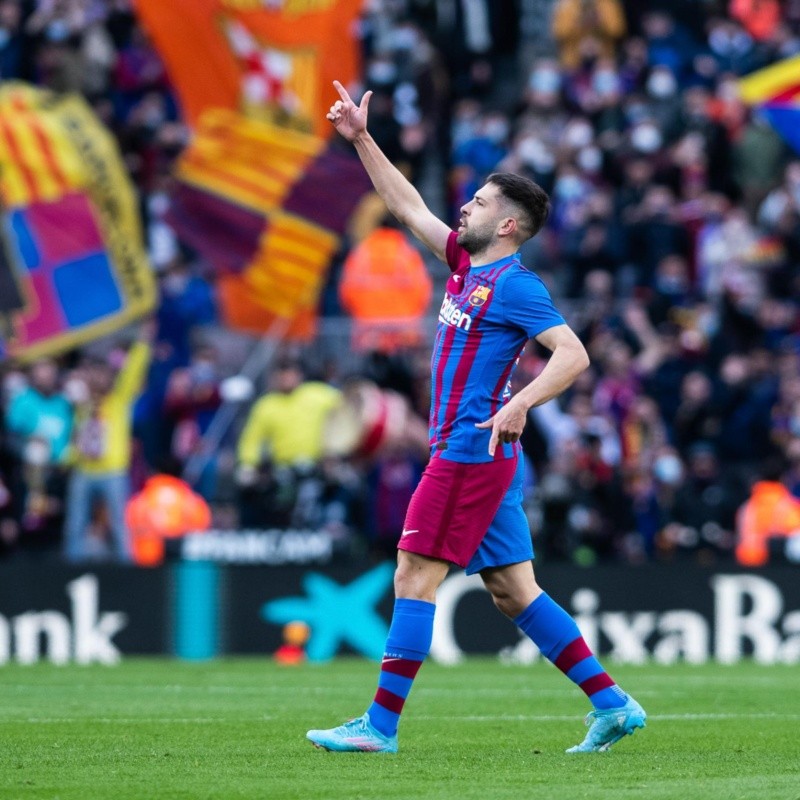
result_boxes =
[468,285,491,307]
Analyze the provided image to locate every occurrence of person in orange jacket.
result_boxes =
[126,474,211,566]
[339,219,432,352]
[735,458,800,566]
[730,0,781,42]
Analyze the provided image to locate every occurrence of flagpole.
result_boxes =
[182,315,291,488]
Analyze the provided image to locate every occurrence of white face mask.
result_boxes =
[367,60,397,85]
[654,454,683,485]
[530,68,561,94]
[390,27,418,52]
[2,374,26,408]
[148,192,170,217]
[631,123,663,153]
[164,272,189,295]
[517,137,555,172]
[24,438,51,467]
[555,175,585,201]
[63,377,90,405]
[563,121,594,149]
[593,70,620,97]
[483,119,510,144]
[577,146,602,173]
[647,71,677,99]
[45,19,70,42]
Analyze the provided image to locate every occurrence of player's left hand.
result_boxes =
[475,398,528,457]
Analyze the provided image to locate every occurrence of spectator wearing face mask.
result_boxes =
[672,371,721,455]
[705,17,760,75]
[452,111,510,181]
[661,442,739,562]
[156,258,217,366]
[732,111,790,215]
[641,11,697,78]
[4,357,73,542]
[0,0,26,79]
[625,185,691,288]
[648,254,694,326]
[162,345,222,497]
[561,202,620,297]
[643,65,681,128]
[758,161,800,232]
[524,58,564,113]
[5,358,72,467]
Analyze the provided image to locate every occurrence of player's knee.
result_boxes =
[393,560,444,602]
[490,588,524,619]
[394,567,433,601]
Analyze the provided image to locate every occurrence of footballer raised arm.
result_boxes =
[327,80,451,263]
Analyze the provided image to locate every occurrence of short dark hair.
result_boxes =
[485,172,551,243]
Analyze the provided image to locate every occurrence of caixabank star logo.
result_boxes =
[262,562,394,661]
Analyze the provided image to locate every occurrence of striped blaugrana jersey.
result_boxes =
[428,232,565,463]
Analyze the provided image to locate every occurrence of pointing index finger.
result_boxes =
[488,423,499,457]
[333,80,352,105]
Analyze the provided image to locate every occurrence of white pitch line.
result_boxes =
[15,717,275,724]
[415,712,800,722]
[1,685,665,698]
[10,712,800,725]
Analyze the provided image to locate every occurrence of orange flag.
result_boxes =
[133,0,364,137]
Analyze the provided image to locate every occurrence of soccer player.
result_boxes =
[307,82,646,755]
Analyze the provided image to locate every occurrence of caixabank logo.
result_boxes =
[2,565,799,664]
[0,565,167,664]
[427,571,800,666]
[256,567,800,665]
[0,575,127,665]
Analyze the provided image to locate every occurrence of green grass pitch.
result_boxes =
[1,659,799,800]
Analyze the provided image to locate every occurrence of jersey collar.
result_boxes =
[468,252,521,272]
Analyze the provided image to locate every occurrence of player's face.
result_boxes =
[457,184,507,254]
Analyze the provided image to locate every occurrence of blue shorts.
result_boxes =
[465,454,534,575]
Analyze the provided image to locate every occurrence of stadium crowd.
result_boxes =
[2,0,800,567]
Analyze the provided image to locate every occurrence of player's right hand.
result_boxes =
[327,80,372,143]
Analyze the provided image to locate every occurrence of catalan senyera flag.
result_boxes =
[167,110,371,336]
[0,83,156,362]
[739,56,800,154]
[133,0,363,138]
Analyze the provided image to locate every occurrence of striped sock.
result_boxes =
[367,598,435,737]
[515,593,627,710]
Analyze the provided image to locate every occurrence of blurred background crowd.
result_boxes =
[2,0,800,568]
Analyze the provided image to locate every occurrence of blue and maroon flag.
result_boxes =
[0,83,156,361]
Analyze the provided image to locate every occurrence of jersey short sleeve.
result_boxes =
[445,231,471,273]
[502,269,566,339]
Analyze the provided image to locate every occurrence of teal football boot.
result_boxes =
[566,696,646,753]
[307,713,398,753]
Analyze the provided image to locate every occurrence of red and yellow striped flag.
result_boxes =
[169,110,369,334]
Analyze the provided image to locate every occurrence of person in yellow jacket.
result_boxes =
[551,0,626,70]
[63,327,152,563]
[735,459,800,567]
[237,359,342,477]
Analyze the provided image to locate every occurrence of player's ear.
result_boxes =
[498,217,517,239]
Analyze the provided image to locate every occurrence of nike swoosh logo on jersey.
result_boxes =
[401,529,418,537]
